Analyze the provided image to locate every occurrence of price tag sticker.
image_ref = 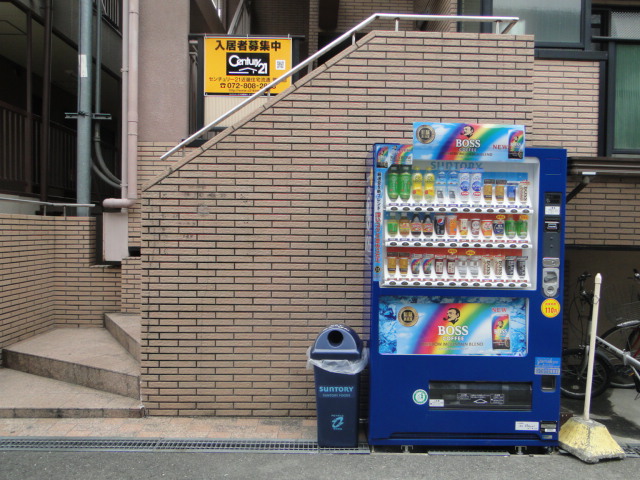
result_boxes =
[541,298,561,318]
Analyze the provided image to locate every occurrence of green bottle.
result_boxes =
[399,165,412,201]
[387,213,399,236]
[505,215,516,238]
[387,166,399,200]
[516,215,529,239]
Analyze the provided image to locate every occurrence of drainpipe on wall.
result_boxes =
[102,0,139,261]
[103,0,138,210]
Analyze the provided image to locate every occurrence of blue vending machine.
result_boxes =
[367,123,567,448]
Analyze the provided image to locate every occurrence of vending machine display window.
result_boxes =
[373,145,540,291]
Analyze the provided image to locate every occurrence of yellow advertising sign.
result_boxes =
[204,37,292,95]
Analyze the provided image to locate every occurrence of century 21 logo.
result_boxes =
[226,53,269,75]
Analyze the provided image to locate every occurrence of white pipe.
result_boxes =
[120,0,129,199]
[127,0,139,202]
[103,0,137,210]
[103,197,134,208]
[583,273,602,420]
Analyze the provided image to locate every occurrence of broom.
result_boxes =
[558,273,626,463]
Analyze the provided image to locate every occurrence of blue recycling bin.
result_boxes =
[308,324,367,448]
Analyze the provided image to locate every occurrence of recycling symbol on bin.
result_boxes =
[331,415,345,431]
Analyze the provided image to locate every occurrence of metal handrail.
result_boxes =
[161,13,519,160]
[0,196,94,217]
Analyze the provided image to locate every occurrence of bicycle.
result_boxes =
[561,271,640,399]
[560,272,612,399]
[598,269,640,389]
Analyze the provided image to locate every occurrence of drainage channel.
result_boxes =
[0,438,369,454]
[1,438,638,457]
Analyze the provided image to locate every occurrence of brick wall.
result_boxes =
[141,31,535,416]
[130,142,190,248]
[0,215,120,351]
[116,142,193,315]
[121,256,142,314]
[529,59,623,249]
[309,0,415,55]
[531,60,600,157]
[565,177,640,247]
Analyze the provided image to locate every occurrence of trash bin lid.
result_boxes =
[310,324,363,360]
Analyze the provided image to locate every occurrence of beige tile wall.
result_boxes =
[141,30,536,416]
[0,214,120,352]
[531,60,600,157]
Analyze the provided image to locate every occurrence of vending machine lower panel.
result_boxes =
[368,288,562,447]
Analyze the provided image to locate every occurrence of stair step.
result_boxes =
[0,368,144,418]
[2,327,139,399]
[104,312,140,361]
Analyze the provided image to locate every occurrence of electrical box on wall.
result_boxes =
[102,211,129,262]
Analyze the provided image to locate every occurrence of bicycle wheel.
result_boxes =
[600,321,640,388]
[560,348,611,399]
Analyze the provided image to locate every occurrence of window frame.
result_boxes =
[458,0,591,50]
[605,38,640,156]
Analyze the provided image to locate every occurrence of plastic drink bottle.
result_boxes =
[423,170,435,202]
[505,215,516,238]
[447,170,459,203]
[410,214,422,237]
[387,253,398,275]
[387,213,398,236]
[399,166,412,201]
[435,171,447,203]
[398,213,411,237]
[411,169,424,202]
[459,171,470,203]
[387,165,399,200]
[422,215,434,236]
[471,171,482,203]
[516,215,528,239]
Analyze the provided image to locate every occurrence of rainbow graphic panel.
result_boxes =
[379,296,527,357]
[413,122,525,162]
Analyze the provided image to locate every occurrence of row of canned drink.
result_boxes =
[388,213,529,240]
[387,253,528,278]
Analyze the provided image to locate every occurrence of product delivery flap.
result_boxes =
[413,122,525,162]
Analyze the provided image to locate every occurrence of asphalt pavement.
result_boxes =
[0,385,638,479]
[1,450,639,480]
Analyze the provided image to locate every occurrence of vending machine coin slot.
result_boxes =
[542,267,560,297]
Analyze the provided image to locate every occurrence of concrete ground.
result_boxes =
[562,386,640,445]
[0,449,639,480]
[0,384,638,480]
[0,387,637,445]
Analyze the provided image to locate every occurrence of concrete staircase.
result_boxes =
[0,313,144,418]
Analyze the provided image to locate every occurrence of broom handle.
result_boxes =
[583,273,602,420]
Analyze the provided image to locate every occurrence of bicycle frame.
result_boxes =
[596,336,640,371]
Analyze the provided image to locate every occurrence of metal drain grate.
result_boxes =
[0,437,370,454]
[622,444,640,458]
